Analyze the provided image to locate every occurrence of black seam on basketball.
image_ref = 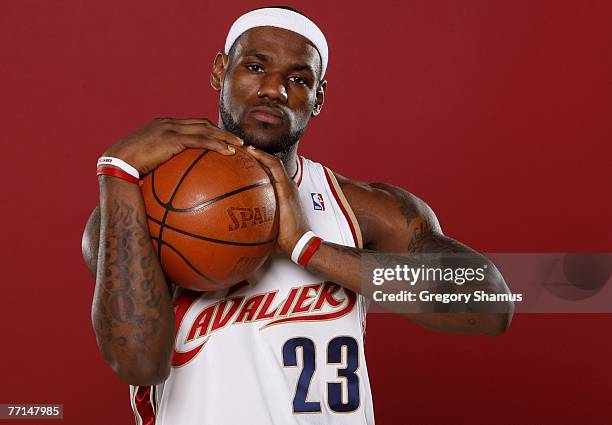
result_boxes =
[147,214,276,246]
[156,150,209,258]
[151,236,218,285]
[151,170,167,209]
[167,180,272,213]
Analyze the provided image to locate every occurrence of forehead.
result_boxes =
[231,27,321,72]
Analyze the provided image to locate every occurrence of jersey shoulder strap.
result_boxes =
[299,156,363,249]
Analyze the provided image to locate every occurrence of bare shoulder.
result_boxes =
[332,171,442,251]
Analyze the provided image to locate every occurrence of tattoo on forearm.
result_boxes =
[334,244,363,260]
[95,198,164,356]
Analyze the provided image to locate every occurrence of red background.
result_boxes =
[1,0,611,424]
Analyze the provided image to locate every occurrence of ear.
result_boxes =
[210,52,228,91]
[312,80,327,117]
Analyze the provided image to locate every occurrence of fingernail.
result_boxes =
[238,139,244,145]
[228,146,235,153]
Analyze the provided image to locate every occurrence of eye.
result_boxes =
[289,76,307,86]
[246,64,264,72]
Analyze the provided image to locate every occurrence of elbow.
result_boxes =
[92,321,172,386]
[113,367,170,387]
[482,265,515,336]
[112,360,171,386]
[483,315,509,336]
[483,303,514,336]
[101,340,172,385]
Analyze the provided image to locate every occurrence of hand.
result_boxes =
[245,146,311,257]
[103,118,244,175]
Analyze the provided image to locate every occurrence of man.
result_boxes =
[82,7,513,424]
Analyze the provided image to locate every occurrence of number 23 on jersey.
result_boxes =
[282,336,360,414]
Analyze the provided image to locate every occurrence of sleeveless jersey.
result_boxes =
[130,156,375,425]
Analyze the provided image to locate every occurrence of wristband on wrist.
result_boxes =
[291,231,316,264]
[97,166,139,184]
[290,231,323,268]
[97,156,140,180]
[298,237,323,268]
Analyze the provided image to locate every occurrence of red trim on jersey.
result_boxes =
[295,156,304,187]
[323,168,359,248]
[171,290,209,367]
[134,386,155,425]
[172,337,210,367]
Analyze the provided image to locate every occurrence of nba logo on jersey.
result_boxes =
[311,192,325,211]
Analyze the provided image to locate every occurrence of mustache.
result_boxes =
[251,101,288,116]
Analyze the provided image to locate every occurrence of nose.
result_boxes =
[257,72,288,104]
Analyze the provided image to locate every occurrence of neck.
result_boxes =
[218,116,300,179]
[276,143,299,179]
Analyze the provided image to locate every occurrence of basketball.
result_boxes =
[140,147,278,291]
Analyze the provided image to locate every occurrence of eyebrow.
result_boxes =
[242,50,316,76]
[290,63,315,75]
[243,51,270,62]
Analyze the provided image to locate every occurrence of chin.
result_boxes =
[242,127,286,153]
[246,138,282,154]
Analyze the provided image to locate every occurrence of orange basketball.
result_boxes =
[140,147,278,291]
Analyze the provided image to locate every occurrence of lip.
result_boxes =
[250,106,284,125]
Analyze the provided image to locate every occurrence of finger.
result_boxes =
[246,146,290,183]
[171,118,212,125]
[170,121,244,146]
[172,133,236,155]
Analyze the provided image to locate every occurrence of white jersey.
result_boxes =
[131,156,375,425]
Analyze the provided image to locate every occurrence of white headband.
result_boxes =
[224,8,328,78]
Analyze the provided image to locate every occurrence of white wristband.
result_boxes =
[291,231,316,264]
[97,156,140,179]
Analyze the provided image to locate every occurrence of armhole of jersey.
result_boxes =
[322,166,363,249]
[294,155,304,187]
[132,385,156,425]
[323,166,371,328]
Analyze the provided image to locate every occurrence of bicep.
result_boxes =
[354,182,443,253]
[82,205,100,278]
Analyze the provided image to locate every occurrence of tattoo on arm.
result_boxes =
[407,221,467,253]
[94,198,166,359]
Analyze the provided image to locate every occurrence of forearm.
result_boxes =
[241,150,513,335]
[92,176,174,385]
[306,239,513,335]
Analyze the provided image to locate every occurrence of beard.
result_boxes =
[219,95,305,161]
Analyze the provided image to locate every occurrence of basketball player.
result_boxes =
[82,7,513,424]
